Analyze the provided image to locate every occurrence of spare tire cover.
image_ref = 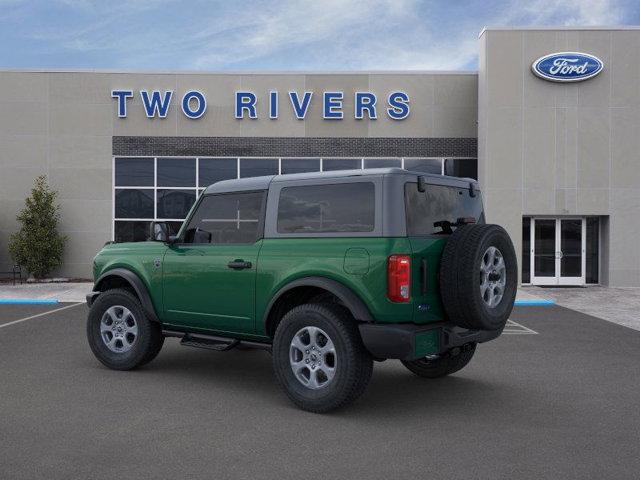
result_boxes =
[439,224,517,331]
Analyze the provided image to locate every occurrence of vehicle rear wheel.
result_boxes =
[401,343,476,378]
[272,303,373,413]
[86,288,164,370]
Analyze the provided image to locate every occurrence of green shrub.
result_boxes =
[8,176,67,279]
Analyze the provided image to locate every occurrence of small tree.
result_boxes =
[9,176,67,279]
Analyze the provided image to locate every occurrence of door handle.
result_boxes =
[227,259,252,270]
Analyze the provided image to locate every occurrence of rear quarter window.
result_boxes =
[277,182,375,234]
[405,182,484,235]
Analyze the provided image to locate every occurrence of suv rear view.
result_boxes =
[86,168,517,412]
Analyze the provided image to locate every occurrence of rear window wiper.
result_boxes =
[433,217,476,234]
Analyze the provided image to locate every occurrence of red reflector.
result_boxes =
[388,255,411,303]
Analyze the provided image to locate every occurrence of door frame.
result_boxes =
[530,217,586,286]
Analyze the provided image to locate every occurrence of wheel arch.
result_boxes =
[94,268,159,322]
[263,276,373,338]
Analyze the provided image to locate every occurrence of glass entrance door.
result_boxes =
[531,218,586,285]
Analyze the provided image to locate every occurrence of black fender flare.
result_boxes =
[93,268,159,322]
[263,276,373,328]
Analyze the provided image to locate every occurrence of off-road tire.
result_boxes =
[272,303,373,413]
[87,288,164,370]
[440,224,517,331]
[401,343,476,378]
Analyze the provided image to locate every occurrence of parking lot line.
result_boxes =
[0,303,83,329]
[502,319,539,334]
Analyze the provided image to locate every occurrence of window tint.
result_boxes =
[404,158,442,175]
[277,183,375,234]
[364,158,400,169]
[157,158,196,187]
[444,158,478,180]
[115,189,154,218]
[405,182,484,236]
[240,158,278,178]
[199,158,237,187]
[114,221,151,242]
[183,192,264,244]
[281,158,320,174]
[157,189,196,219]
[322,158,361,171]
[115,158,154,186]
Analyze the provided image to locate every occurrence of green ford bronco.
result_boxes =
[86,168,517,412]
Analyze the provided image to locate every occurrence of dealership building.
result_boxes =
[0,26,639,287]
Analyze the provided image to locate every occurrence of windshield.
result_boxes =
[405,182,484,236]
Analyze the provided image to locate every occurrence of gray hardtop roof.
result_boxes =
[203,168,475,194]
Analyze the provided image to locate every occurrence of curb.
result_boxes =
[0,299,59,305]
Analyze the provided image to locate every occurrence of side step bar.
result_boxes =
[162,330,271,353]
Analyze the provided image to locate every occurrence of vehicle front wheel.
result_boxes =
[401,343,476,378]
[272,303,373,413]
[86,288,164,370]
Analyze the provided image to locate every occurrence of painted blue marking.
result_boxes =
[514,299,555,306]
[0,299,59,304]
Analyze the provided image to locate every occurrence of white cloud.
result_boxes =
[9,0,631,70]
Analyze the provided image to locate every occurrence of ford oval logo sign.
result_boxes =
[532,52,604,82]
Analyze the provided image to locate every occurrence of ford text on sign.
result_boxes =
[531,52,603,82]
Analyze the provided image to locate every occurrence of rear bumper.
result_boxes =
[358,322,502,361]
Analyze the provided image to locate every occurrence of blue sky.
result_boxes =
[0,0,638,71]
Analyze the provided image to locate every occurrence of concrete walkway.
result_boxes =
[521,286,640,332]
[0,282,92,303]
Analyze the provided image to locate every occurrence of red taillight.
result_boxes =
[387,255,411,302]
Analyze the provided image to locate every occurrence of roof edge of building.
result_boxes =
[479,25,640,38]
[0,68,479,76]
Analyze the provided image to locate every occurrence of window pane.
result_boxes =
[522,217,531,283]
[240,158,278,178]
[114,221,151,242]
[184,192,265,244]
[404,158,442,175]
[444,158,478,180]
[281,158,320,174]
[405,182,484,236]
[278,183,375,234]
[115,158,154,186]
[157,189,196,219]
[364,158,400,169]
[157,158,196,187]
[586,217,599,284]
[199,158,237,187]
[115,189,154,219]
[322,158,361,171]
[167,221,183,236]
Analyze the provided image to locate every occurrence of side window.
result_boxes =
[183,191,265,244]
[277,182,375,234]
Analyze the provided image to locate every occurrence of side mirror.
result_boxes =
[150,222,169,242]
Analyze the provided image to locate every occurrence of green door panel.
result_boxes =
[255,238,414,335]
[161,241,262,334]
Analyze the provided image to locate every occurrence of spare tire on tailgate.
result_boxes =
[439,224,517,331]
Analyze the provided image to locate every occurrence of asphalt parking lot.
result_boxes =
[1,303,639,479]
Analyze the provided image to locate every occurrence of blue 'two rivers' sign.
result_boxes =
[532,52,603,82]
